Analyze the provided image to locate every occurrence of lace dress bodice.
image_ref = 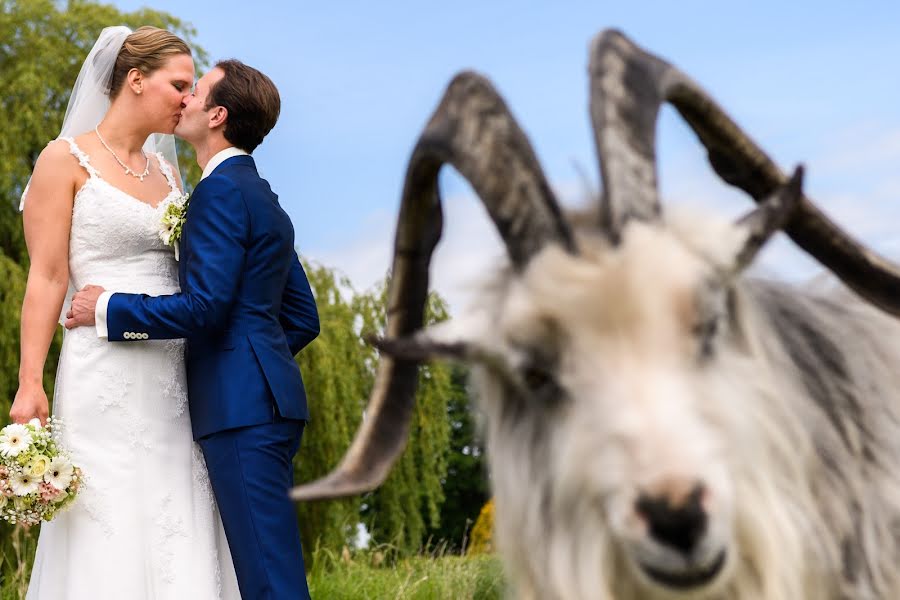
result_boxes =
[64,137,183,296]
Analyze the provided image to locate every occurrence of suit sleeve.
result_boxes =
[279,253,320,355]
[105,176,248,341]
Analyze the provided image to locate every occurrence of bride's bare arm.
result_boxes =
[10,142,76,424]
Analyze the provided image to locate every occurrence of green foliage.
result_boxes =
[359,281,454,554]
[0,525,37,599]
[308,547,505,600]
[294,263,368,555]
[0,255,30,403]
[297,268,459,559]
[428,366,489,551]
[0,226,58,592]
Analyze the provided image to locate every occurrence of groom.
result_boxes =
[66,60,318,599]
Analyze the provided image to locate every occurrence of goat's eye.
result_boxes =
[693,283,733,362]
[519,364,562,402]
[523,366,550,388]
[693,315,721,361]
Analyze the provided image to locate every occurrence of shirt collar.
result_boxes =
[200,146,249,181]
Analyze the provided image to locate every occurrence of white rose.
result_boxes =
[28,455,51,477]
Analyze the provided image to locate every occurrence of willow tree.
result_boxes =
[427,365,489,551]
[293,267,457,558]
[293,263,369,556]
[356,280,454,555]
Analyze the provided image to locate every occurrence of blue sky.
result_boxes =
[112,1,900,310]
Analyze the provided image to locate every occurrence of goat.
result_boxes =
[292,30,900,599]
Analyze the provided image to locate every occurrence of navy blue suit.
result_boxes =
[105,154,318,599]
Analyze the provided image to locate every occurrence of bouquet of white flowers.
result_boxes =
[159,192,189,260]
[0,418,82,526]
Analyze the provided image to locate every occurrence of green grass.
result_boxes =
[1,528,505,600]
[0,525,37,600]
[309,548,505,600]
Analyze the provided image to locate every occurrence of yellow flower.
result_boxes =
[0,494,7,510]
[28,455,51,478]
[467,499,495,556]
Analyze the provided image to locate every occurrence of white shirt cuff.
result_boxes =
[95,291,114,339]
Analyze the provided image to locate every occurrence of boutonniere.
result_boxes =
[159,192,189,261]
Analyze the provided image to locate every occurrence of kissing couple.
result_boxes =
[11,25,318,599]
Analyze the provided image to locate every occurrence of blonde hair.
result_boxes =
[108,26,191,97]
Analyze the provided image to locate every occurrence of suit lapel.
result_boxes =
[179,154,257,276]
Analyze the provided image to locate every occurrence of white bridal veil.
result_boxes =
[19,25,181,210]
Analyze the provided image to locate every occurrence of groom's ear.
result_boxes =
[208,105,228,130]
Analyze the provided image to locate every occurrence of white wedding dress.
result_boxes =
[26,138,241,599]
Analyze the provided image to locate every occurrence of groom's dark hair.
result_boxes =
[205,59,281,153]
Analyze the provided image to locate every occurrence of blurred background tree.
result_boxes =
[427,365,489,552]
[293,263,368,555]
[356,281,453,555]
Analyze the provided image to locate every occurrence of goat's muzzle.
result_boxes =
[626,483,730,592]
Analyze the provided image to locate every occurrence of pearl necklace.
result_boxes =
[94,126,150,182]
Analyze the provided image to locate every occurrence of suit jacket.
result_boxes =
[105,155,319,439]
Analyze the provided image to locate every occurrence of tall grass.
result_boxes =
[0,525,37,600]
[309,545,505,599]
[0,528,504,599]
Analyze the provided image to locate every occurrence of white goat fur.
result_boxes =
[437,210,900,600]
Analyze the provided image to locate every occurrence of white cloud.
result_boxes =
[815,124,900,173]
[307,178,591,313]
[307,190,506,312]
[305,210,392,299]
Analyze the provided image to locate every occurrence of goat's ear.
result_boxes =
[728,165,804,275]
[368,317,484,363]
[370,334,473,362]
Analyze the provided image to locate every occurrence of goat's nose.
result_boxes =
[635,484,708,555]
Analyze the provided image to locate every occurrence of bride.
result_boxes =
[10,25,241,598]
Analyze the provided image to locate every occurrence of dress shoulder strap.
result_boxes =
[58,137,100,179]
[155,153,180,194]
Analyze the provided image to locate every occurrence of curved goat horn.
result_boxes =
[291,72,576,501]
[589,30,666,242]
[591,29,900,315]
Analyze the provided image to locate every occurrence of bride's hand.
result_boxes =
[10,383,49,425]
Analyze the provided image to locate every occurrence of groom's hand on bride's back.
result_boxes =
[65,284,105,329]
